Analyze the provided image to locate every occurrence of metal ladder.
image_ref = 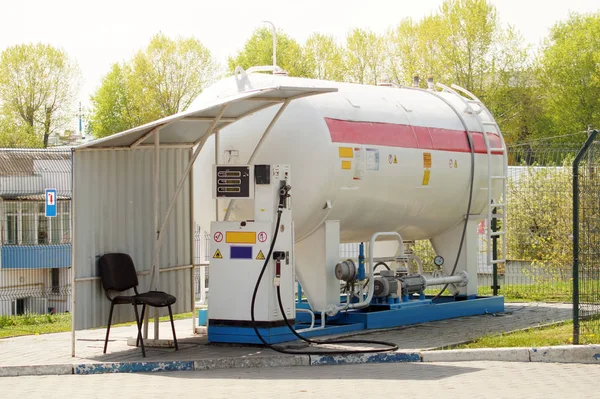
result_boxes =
[437,84,508,273]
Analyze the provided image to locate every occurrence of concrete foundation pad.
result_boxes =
[126,338,176,348]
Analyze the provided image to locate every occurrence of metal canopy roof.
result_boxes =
[76,85,338,150]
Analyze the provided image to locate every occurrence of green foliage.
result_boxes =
[89,33,218,138]
[302,33,346,81]
[344,28,385,85]
[0,112,43,148]
[227,27,309,77]
[538,12,600,136]
[506,165,573,278]
[0,43,80,147]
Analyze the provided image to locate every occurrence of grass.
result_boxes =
[0,311,194,339]
[452,321,600,349]
[478,280,575,303]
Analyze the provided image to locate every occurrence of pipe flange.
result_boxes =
[456,271,469,287]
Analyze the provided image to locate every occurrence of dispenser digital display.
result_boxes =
[214,165,253,198]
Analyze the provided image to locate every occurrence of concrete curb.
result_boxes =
[529,345,600,364]
[421,345,600,364]
[2,345,600,377]
[0,364,73,377]
[421,348,530,363]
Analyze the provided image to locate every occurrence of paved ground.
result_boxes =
[0,302,571,367]
[3,361,599,399]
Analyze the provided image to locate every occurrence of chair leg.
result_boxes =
[133,303,146,358]
[136,304,146,348]
[168,305,178,351]
[104,302,115,354]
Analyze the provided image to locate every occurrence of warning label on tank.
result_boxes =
[213,249,223,259]
[366,148,379,170]
[422,170,431,186]
[423,152,432,168]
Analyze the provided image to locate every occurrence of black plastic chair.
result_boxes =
[98,253,178,357]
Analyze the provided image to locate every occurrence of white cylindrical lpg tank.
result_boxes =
[191,71,505,244]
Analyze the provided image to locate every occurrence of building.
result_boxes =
[0,149,72,315]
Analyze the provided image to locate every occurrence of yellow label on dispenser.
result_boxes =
[342,160,352,170]
[256,250,265,260]
[213,249,223,259]
[226,231,256,244]
[422,170,431,186]
[339,147,354,158]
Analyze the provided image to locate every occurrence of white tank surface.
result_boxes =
[192,71,505,244]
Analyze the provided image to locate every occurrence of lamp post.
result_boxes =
[262,20,277,70]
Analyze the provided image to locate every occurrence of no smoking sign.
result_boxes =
[258,232,268,242]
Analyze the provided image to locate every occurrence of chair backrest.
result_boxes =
[98,253,139,292]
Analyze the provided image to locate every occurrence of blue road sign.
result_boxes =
[45,189,57,217]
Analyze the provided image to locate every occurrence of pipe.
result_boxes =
[333,231,404,314]
[295,311,326,333]
[263,20,277,69]
[407,254,424,275]
[424,271,468,288]
[295,308,315,329]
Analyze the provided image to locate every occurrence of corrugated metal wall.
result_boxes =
[73,148,192,330]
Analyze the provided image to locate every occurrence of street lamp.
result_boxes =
[262,20,277,69]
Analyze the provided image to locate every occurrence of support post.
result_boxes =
[573,129,599,345]
[224,100,291,221]
[491,207,499,296]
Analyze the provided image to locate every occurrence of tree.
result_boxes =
[0,43,80,148]
[538,12,600,135]
[89,33,219,138]
[302,33,345,81]
[228,27,309,77]
[0,112,42,148]
[436,0,498,92]
[344,28,385,85]
[88,63,141,137]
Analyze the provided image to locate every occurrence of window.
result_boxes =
[51,268,60,294]
[21,202,37,245]
[38,203,48,244]
[4,202,18,245]
[2,200,71,246]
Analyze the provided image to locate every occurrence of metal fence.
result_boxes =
[0,148,72,316]
[573,131,600,344]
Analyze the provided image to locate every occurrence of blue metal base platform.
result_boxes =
[208,323,364,344]
[207,296,504,344]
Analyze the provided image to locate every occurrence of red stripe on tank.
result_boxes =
[325,118,503,154]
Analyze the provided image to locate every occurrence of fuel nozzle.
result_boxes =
[278,182,291,209]
[273,251,286,286]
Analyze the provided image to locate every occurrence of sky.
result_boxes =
[1,0,600,128]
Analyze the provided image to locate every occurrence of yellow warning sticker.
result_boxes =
[256,250,265,260]
[213,249,223,259]
[422,170,431,186]
[454,160,458,168]
[393,155,398,164]
[342,160,352,170]
[423,152,432,168]
[339,147,354,158]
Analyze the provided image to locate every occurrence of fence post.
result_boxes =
[491,207,499,296]
[572,129,599,345]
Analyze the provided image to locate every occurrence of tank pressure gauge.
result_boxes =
[434,256,444,267]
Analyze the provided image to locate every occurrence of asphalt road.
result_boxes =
[3,361,599,399]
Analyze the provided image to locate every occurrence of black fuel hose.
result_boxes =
[250,195,398,355]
